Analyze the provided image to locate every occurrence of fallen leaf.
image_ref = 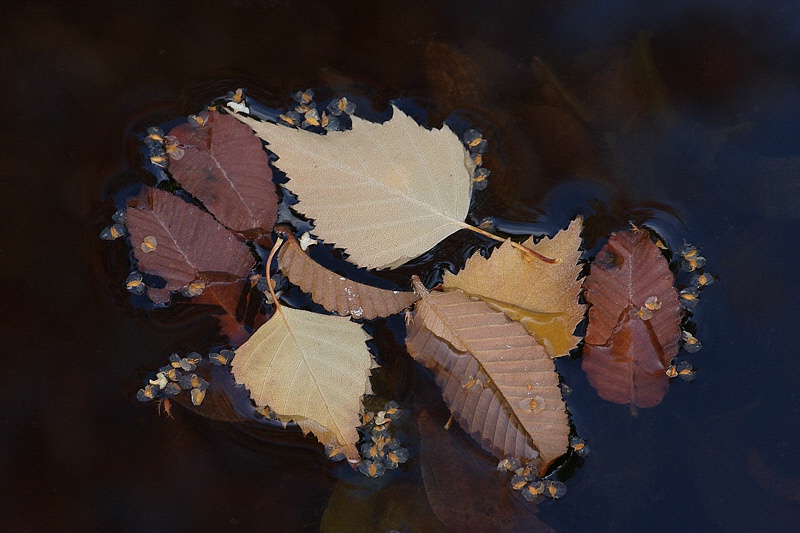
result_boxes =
[125,187,254,304]
[189,280,269,346]
[582,228,682,408]
[418,410,555,533]
[167,111,278,236]
[231,306,374,460]
[407,277,569,474]
[231,105,475,269]
[443,217,585,357]
[275,227,419,319]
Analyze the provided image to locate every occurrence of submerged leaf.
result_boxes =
[407,278,569,474]
[231,105,475,269]
[582,228,682,408]
[443,218,585,357]
[231,306,374,459]
[275,228,419,319]
[167,111,278,236]
[418,410,554,533]
[125,187,254,304]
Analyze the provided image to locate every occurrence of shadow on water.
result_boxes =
[2,0,800,530]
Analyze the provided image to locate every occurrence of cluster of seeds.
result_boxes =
[664,242,714,381]
[136,350,233,409]
[497,437,588,501]
[463,129,490,190]
[325,401,409,478]
[277,89,355,132]
[636,295,663,321]
[100,209,127,242]
[497,457,567,501]
[666,360,696,381]
[143,126,185,169]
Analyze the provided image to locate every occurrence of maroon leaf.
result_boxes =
[190,280,270,347]
[582,228,682,408]
[126,187,254,304]
[167,110,278,236]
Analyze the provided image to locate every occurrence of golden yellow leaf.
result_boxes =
[231,306,374,460]
[442,218,585,357]
[230,105,475,269]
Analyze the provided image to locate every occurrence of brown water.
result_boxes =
[3,0,800,531]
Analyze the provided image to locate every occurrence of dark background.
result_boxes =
[2,0,800,531]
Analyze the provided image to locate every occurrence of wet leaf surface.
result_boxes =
[582,228,682,408]
[167,110,278,237]
[407,278,569,474]
[125,187,255,304]
[275,227,419,319]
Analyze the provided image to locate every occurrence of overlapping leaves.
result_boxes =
[119,94,701,493]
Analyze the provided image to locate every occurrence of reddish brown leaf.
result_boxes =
[406,278,569,474]
[167,110,278,236]
[190,280,269,347]
[275,227,419,319]
[126,187,254,304]
[582,228,682,408]
[418,410,555,533]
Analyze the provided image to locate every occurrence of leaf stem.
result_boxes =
[266,237,285,311]
[464,224,558,264]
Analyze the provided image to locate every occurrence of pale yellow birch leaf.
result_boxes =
[231,306,374,460]
[230,105,475,269]
[442,217,585,357]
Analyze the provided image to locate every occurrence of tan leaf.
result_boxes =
[275,228,419,319]
[231,105,475,269]
[407,277,569,474]
[443,217,585,357]
[231,307,374,460]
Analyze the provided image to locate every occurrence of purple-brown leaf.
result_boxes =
[407,277,569,475]
[126,187,254,304]
[167,110,278,236]
[190,280,269,347]
[582,228,682,408]
[275,227,419,319]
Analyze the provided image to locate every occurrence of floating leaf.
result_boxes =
[275,227,419,319]
[582,228,682,408]
[167,111,278,236]
[231,306,374,460]
[125,187,254,304]
[231,105,475,269]
[443,217,585,356]
[406,278,569,474]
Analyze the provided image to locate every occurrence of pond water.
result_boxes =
[3,0,800,531]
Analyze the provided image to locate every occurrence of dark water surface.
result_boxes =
[3,1,800,531]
